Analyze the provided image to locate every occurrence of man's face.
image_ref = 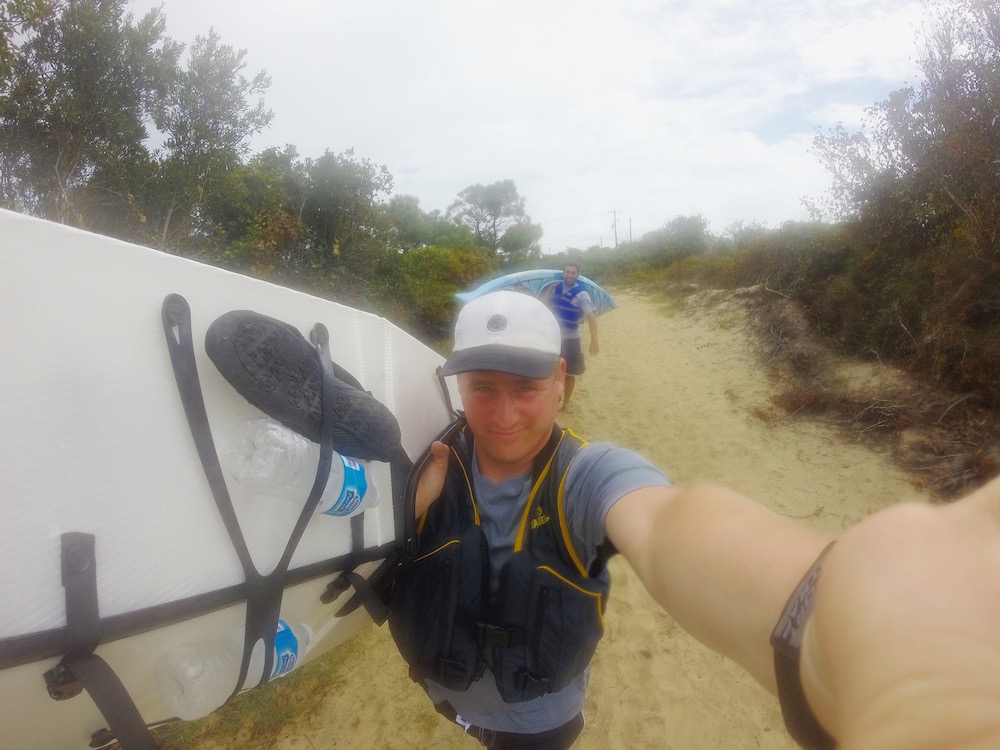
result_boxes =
[562,265,580,286]
[457,363,565,481]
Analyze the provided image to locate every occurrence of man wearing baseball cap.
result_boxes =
[387,290,1000,750]
[384,291,669,748]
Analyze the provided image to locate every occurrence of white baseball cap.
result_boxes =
[440,291,562,378]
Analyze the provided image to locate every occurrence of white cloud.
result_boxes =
[131,0,927,251]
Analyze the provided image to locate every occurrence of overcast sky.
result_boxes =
[131,0,927,253]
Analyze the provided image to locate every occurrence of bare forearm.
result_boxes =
[608,477,1000,749]
[607,485,829,691]
[586,314,599,355]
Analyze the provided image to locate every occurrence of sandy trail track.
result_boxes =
[264,289,926,750]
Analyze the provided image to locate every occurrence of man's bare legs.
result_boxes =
[562,375,577,412]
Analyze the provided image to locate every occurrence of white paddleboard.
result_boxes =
[0,209,456,749]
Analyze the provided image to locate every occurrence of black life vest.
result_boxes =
[386,418,614,703]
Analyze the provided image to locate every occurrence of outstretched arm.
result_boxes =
[606,480,1000,750]
[605,484,829,691]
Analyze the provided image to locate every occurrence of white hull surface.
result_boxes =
[0,210,454,749]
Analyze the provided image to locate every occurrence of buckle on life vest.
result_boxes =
[516,670,550,700]
[433,658,470,684]
[476,623,525,649]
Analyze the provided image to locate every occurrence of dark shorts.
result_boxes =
[468,713,585,750]
[561,337,585,376]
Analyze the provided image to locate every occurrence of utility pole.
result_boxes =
[612,210,618,248]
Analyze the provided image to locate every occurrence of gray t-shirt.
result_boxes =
[424,441,670,733]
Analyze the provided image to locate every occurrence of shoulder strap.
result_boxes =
[532,425,565,477]
[513,426,575,556]
[436,365,457,417]
[531,427,615,578]
[334,417,466,621]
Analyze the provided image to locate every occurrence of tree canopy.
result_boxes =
[799,0,1000,396]
[447,179,542,260]
[148,29,272,252]
[0,0,181,227]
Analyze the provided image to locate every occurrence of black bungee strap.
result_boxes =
[44,533,158,750]
[436,364,456,417]
[309,324,366,557]
[326,448,414,623]
[162,294,335,697]
[331,417,464,623]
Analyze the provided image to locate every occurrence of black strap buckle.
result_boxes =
[44,659,83,700]
[432,658,469,684]
[516,670,550,699]
[476,623,525,649]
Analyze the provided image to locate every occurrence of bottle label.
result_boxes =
[272,620,298,678]
[322,456,368,516]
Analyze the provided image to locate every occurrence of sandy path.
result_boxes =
[274,289,927,750]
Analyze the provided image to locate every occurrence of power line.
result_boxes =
[540,210,617,224]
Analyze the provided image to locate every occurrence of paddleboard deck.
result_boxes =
[0,210,455,749]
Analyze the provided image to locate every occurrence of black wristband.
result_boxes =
[770,542,837,750]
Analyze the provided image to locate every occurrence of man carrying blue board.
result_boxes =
[541,262,599,413]
[388,289,1000,750]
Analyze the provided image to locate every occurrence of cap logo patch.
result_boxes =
[486,314,508,332]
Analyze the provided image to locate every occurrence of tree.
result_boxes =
[447,179,541,257]
[199,146,308,279]
[497,219,543,264]
[0,0,55,82]
[912,0,1000,260]
[629,214,713,266]
[391,245,495,340]
[0,0,179,228]
[147,30,272,252]
[384,194,477,251]
[203,146,395,300]
[801,0,1000,399]
[811,0,1000,259]
[299,149,394,278]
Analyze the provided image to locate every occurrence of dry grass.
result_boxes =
[143,634,370,750]
[672,283,1000,500]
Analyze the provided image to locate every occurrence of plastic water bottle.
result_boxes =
[226,417,378,517]
[154,620,311,720]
